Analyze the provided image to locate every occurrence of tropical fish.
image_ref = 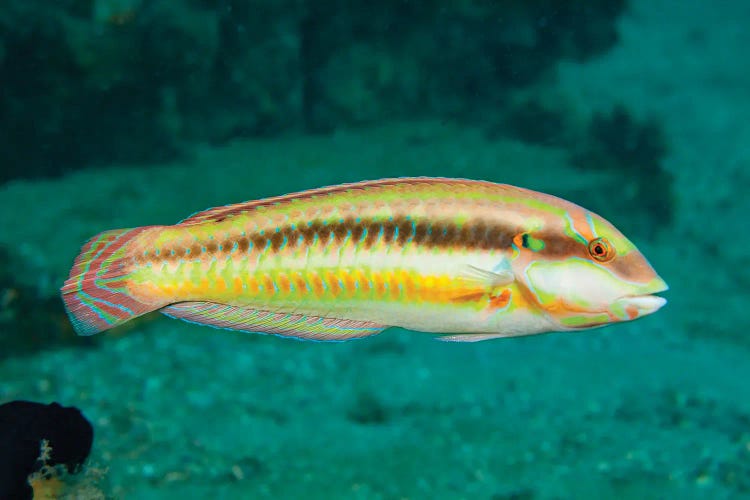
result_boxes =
[61,177,668,342]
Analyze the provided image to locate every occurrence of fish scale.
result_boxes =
[61,177,667,340]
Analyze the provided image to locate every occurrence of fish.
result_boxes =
[60,177,668,342]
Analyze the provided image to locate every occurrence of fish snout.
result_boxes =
[611,277,669,320]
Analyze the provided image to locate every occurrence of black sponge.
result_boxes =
[0,401,93,499]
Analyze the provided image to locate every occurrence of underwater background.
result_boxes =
[1,0,749,498]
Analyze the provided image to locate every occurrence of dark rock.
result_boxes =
[0,245,96,360]
[571,105,674,235]
[0,401,93,500]
[0,0,627,182]
[501,98,568,146]
[347,390,389,425]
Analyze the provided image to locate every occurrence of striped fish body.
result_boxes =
[62,178,667,341]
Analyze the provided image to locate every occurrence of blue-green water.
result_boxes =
[1,1,749,498]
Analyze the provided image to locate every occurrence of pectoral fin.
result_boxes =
[449,262,515,304]
[459,263,514,288]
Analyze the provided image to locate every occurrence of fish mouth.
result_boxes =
[612,278,669,318]
[614,294,667,316]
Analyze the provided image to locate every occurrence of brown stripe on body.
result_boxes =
[160,216,520,259]
[518,229,633,274]
[527,230,589,260]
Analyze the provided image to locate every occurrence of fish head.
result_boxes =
[510,204,668,330]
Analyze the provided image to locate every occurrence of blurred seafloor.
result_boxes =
[1,0,749,499]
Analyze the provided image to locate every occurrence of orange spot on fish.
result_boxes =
[293,272,307,294]
[327,271,341,297]
[198,278,210,294]
[417,275,435,302]
[357,270,371,293]
[388,272,400,300]
[401,270,416,300]
[262,275,275,296]
[310,272,325,297]
[248,276,259,295]
[626,304,639,320]
[278,273,291,294]
[489,289,511,309]
[341,270,355,296]
[373,273,386,298]
[233,277,243,294]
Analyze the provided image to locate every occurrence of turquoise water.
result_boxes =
[1,1,749,498]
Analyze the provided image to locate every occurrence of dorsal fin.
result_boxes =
[162,301,387,341]
[178,201,263,225]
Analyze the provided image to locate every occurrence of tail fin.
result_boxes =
[61,227,157,336]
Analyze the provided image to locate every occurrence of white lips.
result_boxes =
[615,294,668,316]
[617,276,669,317]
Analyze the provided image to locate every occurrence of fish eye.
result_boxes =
[588,237,616,262]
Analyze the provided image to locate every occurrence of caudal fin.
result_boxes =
[61,227,157,336]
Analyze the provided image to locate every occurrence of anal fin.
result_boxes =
[162,302,387,341]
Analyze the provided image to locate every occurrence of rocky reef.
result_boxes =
[1,0,626,182]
